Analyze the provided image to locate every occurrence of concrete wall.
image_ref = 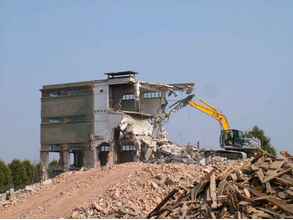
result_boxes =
[41,95,92,117]
[94,83,123,142]
[41,89,94,146]
[41,122,92,145]
[140,98,162,115]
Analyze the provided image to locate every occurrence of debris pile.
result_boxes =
[203,156,230,167]
[149,142,202,164]
[147,154,293,219]
[71,163,208,219]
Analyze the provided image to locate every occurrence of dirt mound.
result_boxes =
[71,163,210,218]
[0,159,236,219]
[0,163,140,218]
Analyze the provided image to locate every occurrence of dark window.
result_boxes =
[144,92,161,99]
[122,94,135,100]
[121,145,136,151]
[47,88,90,97]
[48,117,64,123]
[46,115,87,124]
[100,146,110,152]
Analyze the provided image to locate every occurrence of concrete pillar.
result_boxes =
[134,80,140,112]
[83,149,90,168]
[40,150,49,181]
[84,135,98,168]
[93,146,97,168]
[112,128,120,164]
[83,148,96,168]
[109,144,114,167]
[60,144,70,171]
[134,139,141,162]
[83,136,97,169]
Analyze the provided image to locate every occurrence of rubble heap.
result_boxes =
[148,141,202,164]
[147,154,293,219]
[71,163,209,219]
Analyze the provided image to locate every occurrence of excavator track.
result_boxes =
[203,149,247,160]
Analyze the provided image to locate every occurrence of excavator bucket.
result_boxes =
[168,94,195,110]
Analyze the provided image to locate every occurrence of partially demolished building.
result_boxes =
[40,71,194,178]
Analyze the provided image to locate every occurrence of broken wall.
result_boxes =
[109,84,136,111]
[114,113,154,163]
[140,90,165,115]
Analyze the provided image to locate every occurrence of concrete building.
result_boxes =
[40,71,193,179]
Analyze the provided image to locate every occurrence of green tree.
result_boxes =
[33,163,42,183]
[22,160,34,185]
[0,160,12,193]
[9,160,28,190]
[246,126,277,156]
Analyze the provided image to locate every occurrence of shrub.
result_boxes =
[22,160,34,185]
[9,160,28,190]
[0,160,12,193]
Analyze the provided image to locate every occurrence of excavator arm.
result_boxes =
[187,99,231,130]
[170,94,231,130]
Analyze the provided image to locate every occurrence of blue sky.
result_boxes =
[0,0,292,162]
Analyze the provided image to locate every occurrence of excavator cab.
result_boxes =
[220,129,245,149]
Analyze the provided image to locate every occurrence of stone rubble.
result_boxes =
[70,159,237,219]
[70,164,203,218]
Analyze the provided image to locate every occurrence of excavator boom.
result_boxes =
[171,94,231,130]
[187,100,231,130]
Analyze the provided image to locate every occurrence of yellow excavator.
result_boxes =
[169,94,261,159]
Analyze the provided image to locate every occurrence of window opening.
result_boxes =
[121,145,136,151]
[143,92,161,99]
[122,94,135,100]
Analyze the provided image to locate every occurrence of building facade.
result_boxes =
[40,71,193,179]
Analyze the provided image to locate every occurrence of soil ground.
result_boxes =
[0,163,140,219]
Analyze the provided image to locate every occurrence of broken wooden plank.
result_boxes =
[265,182,274,194]
[190,176,210,201]
[263,167,292,183]
[217,179,227,196]
[243,188,251,198]
[146,188,178,218]
[286,189,293,197]
[266,197,293,215]
[250,189,293,215]
[230,173,238,182]
[281,174,293,185]
[218,161,251,181]
[256,207,285,219]
[259,162,270,170]
[210,172,217,209]
[275,177,293,187]
[206,188,211,202]
[256,169,265,183]
[269,160,285,170]
[251,164,259,171]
